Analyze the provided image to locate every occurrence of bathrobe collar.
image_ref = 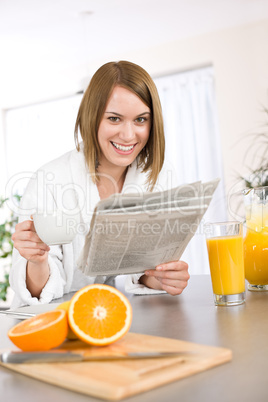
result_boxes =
[69,149,149,226]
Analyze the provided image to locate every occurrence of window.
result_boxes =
[4,94,82,196]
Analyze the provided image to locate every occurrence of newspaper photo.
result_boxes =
[77,178,220,276]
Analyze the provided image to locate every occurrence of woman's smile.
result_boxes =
[110,141,137,154]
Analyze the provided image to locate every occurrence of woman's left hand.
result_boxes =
[139,260,190,295]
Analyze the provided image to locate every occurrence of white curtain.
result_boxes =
[154,66,227,274]
[0,111,8,196]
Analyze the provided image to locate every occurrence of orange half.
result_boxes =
[8,309,68,351]
[68,284,133,346]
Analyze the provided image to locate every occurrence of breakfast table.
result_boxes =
[0,274,267,402]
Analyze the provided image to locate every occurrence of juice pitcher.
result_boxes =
[243,186,268,291]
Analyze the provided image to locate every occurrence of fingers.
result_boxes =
[156,260,189,272]
[15,220,36,233]
[12,220,46,244]
[145,260,190,280]
[20,248,47,257]
[12,231,50,251]
[13,245,48,263]
[13,240,49,252]
[147,269,190,281]
[12,219,50,262]
[13,228,37,242]
[144,260,190,296]
[157,277,188,295]
[160,284,185,296]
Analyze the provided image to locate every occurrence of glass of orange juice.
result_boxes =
[243,186,268,291]
[204,221,245,306]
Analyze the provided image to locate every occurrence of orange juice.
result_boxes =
[206,235,245,295]
[244,208,268,285]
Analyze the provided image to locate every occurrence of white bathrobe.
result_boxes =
[10,147,177,307]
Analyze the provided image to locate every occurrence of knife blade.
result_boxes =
[1,350,189,364]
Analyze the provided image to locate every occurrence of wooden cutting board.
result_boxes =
[0,332,232,400]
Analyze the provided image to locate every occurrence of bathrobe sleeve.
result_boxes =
[9,152,77,308]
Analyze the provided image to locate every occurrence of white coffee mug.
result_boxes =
[32,210,80,245]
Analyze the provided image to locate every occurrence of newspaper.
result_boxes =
[77,178,220,276]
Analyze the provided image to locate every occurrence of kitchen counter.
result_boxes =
[0,275,267,402]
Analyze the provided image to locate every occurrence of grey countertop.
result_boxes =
[1,275,267,402]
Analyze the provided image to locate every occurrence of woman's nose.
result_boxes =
[119,122,135,142]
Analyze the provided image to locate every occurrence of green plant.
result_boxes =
[0,273,9,301]
[242,163,268,188]
[0,195,21,301]
[240,107,268,188]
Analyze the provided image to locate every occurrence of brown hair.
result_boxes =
[74,60,165,190]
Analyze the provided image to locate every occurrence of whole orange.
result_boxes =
[56,301,78,340]
[68,284,133,346]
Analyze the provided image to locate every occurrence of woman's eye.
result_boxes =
[108,116,120,122]
[136,117,146,123]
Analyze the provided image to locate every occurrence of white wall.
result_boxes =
[3,18,268,214]
[88,18,268,217]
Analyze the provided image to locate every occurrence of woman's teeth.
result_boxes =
[111,142,135,151]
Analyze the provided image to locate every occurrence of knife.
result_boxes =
[0,310,35,319]
[1,350,189,364]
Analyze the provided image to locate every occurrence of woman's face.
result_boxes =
[97,85,151,171]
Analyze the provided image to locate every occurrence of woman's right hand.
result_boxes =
[12,220,50,264]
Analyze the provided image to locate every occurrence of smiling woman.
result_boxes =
[9,60,190,308]
[4,63,226,299]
